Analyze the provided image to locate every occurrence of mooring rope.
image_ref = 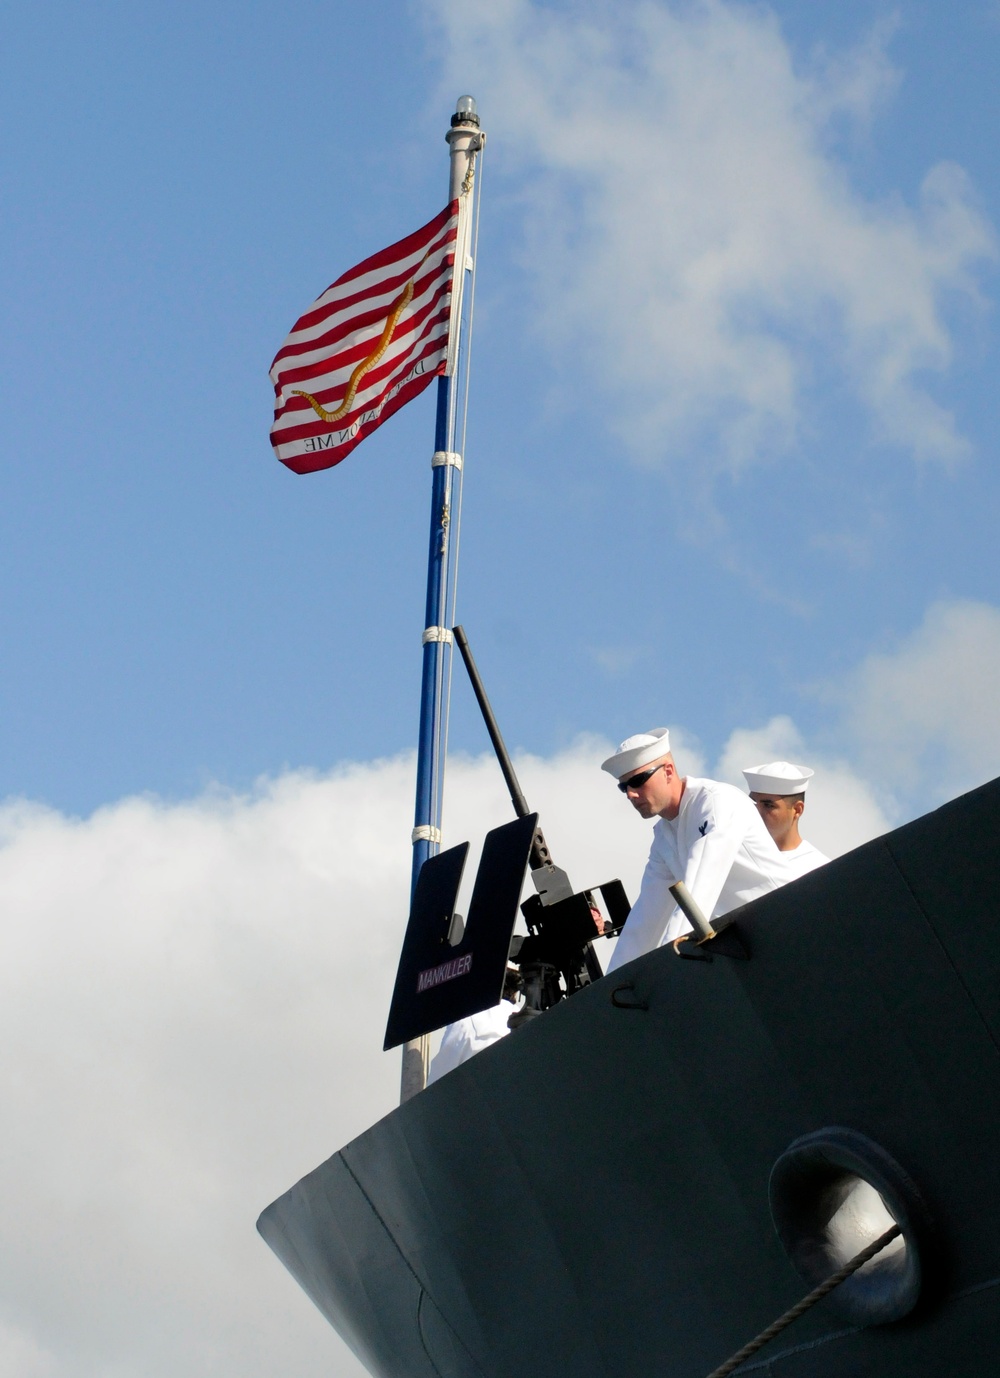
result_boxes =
[705,1223,902,1378]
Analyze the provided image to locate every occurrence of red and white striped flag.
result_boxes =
[269,202,460,475]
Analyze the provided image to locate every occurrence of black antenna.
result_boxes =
[453,624,565,878]
[453,624,531,820]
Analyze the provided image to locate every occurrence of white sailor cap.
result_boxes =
[743,760,814,795]
[601,728,671,779]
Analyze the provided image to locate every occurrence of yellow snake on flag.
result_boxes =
[293,251,431,424]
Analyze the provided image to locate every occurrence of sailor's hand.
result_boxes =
[589,904,609,935]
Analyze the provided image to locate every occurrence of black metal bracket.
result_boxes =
[676,922,749,962]
[611,980,649,1011]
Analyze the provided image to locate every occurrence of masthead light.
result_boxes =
[452,94,479,127]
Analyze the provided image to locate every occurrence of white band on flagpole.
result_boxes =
[422,626,453,645]
[431,450,463,470]
[411,825,443,845]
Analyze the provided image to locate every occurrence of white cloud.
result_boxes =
[838,598,1000,807]
[429,0,995,466]
[714,713,892,855]
[586,643,644,677]
[712,597,1000,833]
[0,769,412,1378]
[0,744,653,1378]
[0,1322,55,1378]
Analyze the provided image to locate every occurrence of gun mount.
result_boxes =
[452,625,630,1025]
[383,627,630,1050]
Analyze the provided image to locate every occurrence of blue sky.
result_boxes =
[2,6,1000,1374]
[1,0,998,821]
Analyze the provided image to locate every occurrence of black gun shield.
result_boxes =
[384,842,468,1051]
[383,814,537,1050]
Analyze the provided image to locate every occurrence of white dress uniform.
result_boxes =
[776,838,829,878]
[607,776,791,972]
[426,1000,515,1084]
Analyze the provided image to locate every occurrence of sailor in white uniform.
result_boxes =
[603,728,794,971]
[743,760,830,879]
[427,1003,513,1084]
[426,968,522,1084]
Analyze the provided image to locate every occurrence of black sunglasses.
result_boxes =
[618,763,664,794]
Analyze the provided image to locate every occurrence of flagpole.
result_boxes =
[400,97,484,1103]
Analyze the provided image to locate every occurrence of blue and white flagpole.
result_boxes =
[401,97,484,1103]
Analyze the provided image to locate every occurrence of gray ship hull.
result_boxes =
[259,778,1000,1376]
